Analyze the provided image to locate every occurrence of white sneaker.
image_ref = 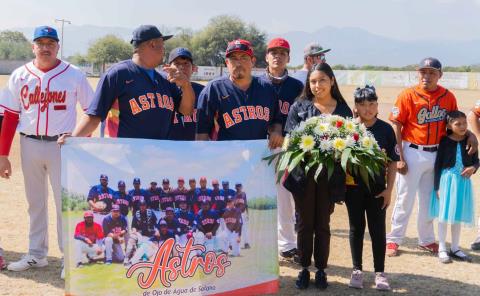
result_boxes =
[60,258,65,280]
[7,254,48,271]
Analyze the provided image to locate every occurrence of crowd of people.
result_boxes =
[0,23,479,294]
[74,175,248,268]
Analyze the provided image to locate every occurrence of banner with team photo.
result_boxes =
[61,138,279,296]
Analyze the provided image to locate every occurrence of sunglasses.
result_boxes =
[226,43,252,54]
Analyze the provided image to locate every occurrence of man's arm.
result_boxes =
[268,123,283,149]
[178,83,195,116]
[391,121,407,175]
[72,114,102,137]
[468,111,480,135]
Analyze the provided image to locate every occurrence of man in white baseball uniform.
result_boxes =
[0,26,94,277]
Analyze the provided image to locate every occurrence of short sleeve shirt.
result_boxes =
[389,85,458,145]
[86,60,182,139]
[197,76,281,140]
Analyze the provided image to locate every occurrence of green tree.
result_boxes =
[163,27,194,63]
[191,15,267,67]
[0,30,34,60]
[68,53,89,66]
[87,34,132,73]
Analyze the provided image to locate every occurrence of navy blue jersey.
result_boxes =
[195,209,220,235]
[102,214,128,236]
[147,188,162,211]
[168,82,204,141]
[159,188,174,210]
[193,188,213,214]
[197,76,282,140]
[87,185,115,214]
[86,60,182,139]
[160,217,181,234]
[132,209,157,237]
[220,188,236,202]
[150,230,175,243]
[173,188,190,209]
[222,207,242,233]
[211,188,226,213]
[129,189,149,213]
[175,209,195,234]
[113,191,131,217]
[258,74,303,134]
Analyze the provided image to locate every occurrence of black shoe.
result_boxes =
[280,248,297,259]
[295,269,310,289]
[244,243,251,249]
[315,270,328,290]
[471,241,480,251]
[293,255,301,265]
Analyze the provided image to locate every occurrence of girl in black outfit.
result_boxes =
[284,63,352,290]
[345,86,398,291]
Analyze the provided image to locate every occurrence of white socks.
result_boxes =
[438,222,461,252]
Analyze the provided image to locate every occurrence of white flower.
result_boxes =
[346,136,356,147]
[305,116,319,127]
[332,138,347,151]
[299,135,315,152]
[328,115,343,124]
[297,121,307,133]
[361,136,374,149]
[319,139,332,152]
[345,120,357,133]
[359,123,368,135]
[314,123,330,136]
[282,135,290,151]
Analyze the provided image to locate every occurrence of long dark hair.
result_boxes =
[300,62,346,104]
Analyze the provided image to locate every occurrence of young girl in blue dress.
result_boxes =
[430,110,478,263]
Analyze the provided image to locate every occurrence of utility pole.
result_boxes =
[55,18,71,60]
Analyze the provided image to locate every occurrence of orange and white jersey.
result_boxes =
[0,60,93,136]
[389,85,458,146]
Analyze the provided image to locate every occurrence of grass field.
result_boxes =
[0,74,480,295]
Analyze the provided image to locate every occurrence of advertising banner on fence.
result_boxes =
[62,138,278,296]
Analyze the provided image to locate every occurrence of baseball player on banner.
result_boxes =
[74,211,104,268]
[88,174,115,225]
[0,26,94,278]
[102,205,128,264]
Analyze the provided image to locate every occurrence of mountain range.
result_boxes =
[12,25,480,67]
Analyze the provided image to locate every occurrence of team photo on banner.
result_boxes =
[61,138,278,296]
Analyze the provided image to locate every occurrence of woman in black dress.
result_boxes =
[284,63,352,290]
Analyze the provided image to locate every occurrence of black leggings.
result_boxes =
[345,186,386,272]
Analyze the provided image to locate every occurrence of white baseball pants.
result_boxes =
[104,236,125,262]
[20,136,63,258]
[273,148,297,252]
[74,240,103,264]
[221,229,240,256]
[194,232,216,252]
[387,142,436,246]
[240,212,250,246]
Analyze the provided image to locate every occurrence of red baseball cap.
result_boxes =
[178,177,185,182]
[267,38,290,52]
[212,179,219,185]
[226,39,254,58]
[199,176,207,182]
[84,211,94,218]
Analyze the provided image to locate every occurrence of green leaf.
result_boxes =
[359,167,369,188]
[314,163,324,182]
[288,151,306,173]
[341,148,352,171]
[326,158,334,179]
[278,151,293,173]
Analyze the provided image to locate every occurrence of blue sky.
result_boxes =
[61,138,276,199]
[1,0,480,41]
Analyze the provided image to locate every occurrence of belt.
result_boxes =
[409,143,438,152]
[20,132,62,142]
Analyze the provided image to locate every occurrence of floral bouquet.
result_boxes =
[264,115,388,190]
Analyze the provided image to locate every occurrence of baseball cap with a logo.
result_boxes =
[130,25,173,46]
[417,57,442,71]
[100,174,108,181]
[168,47,193,64]
[84,211,94,218]
[225,39,254,58]
[118,180,125,186]
[304,43,331,57]
[267,38,290,52]
[33,26,59,42]
[111,205,120,212]
[133,177,141,184]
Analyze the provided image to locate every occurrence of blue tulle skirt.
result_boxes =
[429,169,475,226]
